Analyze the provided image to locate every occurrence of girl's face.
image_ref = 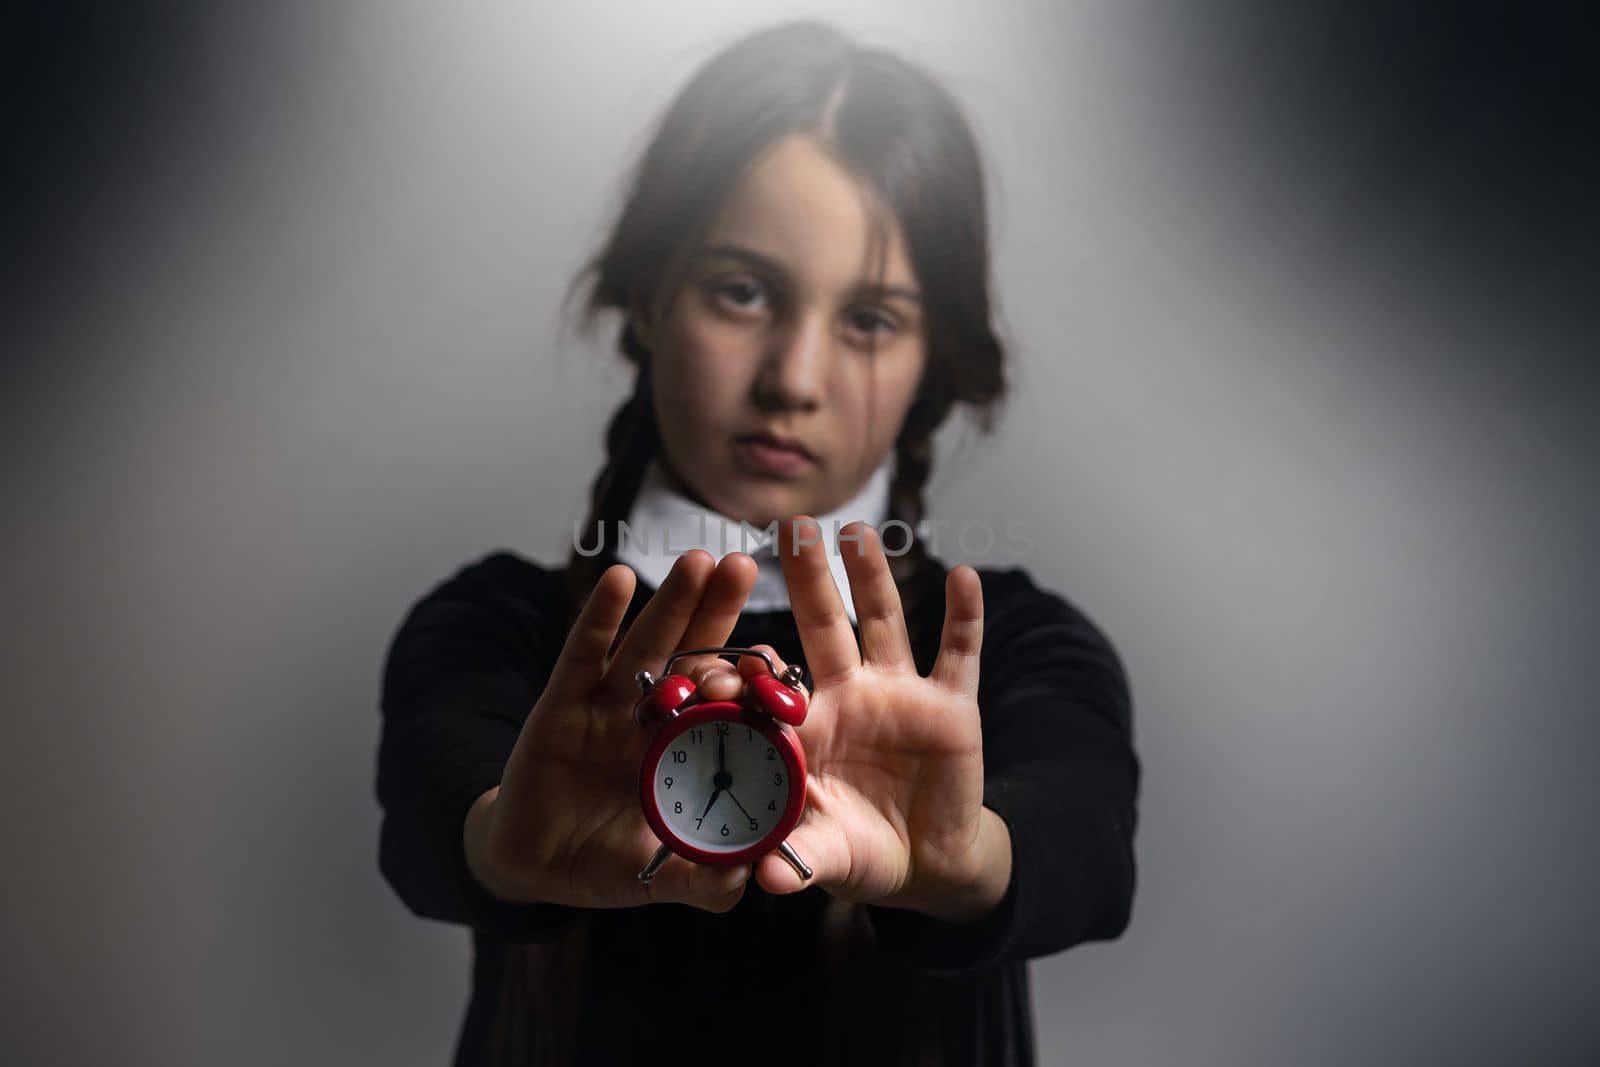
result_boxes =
[636,133,927,527]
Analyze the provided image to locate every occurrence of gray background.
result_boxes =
[6,2,1596,1064]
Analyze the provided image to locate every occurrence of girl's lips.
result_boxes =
[735,434,817,476]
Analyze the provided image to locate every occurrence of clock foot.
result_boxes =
[637,843,672,884]
[776,840,813,881]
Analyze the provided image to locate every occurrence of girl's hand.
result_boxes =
[731,518,1012,922]
[466,549,760,913]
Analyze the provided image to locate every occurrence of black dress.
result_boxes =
[376,549,1141,1066]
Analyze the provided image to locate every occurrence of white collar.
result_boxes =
[613,457,894,624]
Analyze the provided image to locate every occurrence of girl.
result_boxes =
[378,20,1140,1067]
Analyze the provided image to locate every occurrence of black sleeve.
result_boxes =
[375,552,589,943]
[865,567,1141,977]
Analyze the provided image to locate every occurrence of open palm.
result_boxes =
[732,518,1007,920]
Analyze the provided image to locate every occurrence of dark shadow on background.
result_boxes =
[7,1,209,387]
[10,1,1596,383]
[1150,1,1597,386]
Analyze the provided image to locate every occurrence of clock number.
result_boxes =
[690,729,703,744]
[748,818,758,831]
[695,818,703,830]
[663,776,673,789]
[773,772,783,786]
[720,824,730,837]
[767,800,776,812]
[746,727,753,741]
[674,801,683,814]
[716,723,729,737]
[672,750,687,764]
[765,747,775,761]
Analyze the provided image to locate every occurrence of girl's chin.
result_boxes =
[713,483,804,528]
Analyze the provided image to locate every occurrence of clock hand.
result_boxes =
[700,731,733,825]
[725,789,755,823]
[698,786,723,821]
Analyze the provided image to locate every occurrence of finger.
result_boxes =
[929,565,984,699]
[671,552,759,704]
[836,521,915,673]
[776,515,861,688]
[544,563,637,701]
[598,550,716,707]
[687,659,745,703]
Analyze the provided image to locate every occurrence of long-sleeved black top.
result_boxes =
[376,548,1140,1066]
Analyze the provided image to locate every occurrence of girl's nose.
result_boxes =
[752,315,827,413]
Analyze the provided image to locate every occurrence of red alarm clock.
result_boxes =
[633,646,814,885]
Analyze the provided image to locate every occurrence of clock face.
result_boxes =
[648,707,800,856]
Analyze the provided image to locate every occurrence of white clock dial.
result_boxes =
[654,720,791,852]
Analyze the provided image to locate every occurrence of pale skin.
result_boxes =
[733,517,1011,922]
[637,133,927,524]
[466,133,1012,923]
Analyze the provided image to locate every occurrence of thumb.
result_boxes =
[648,854,753,914]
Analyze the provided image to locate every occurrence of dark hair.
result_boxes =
[497,20,1009,1065]
[558,18,1008,628]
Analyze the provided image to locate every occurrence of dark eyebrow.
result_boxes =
[694,243,922,306]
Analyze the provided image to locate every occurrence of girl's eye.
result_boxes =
[847,308,897,336]
[714,279,765,310]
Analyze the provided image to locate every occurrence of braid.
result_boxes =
[881,422,934,664]
[886,429,932,578]
[884,328,1007,664]
[563,352,658,630]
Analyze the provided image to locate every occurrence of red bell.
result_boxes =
[633,673,696,730]
[747,670,807,727]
